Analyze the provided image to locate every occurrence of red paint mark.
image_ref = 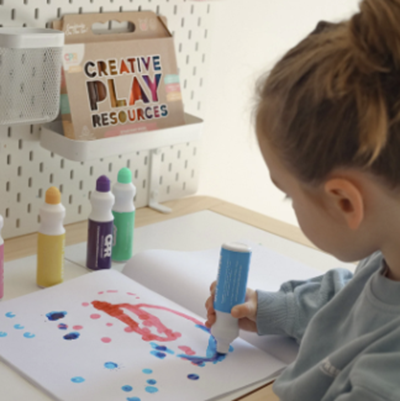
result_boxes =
[90,314,101,319]
[106,323,113,327]
[136,297,140,299]
[107,290,118,293]
[98,292,104,294]
[178,346,196,356]
[73,325,83,330]
[82,302,89,307]
[127,292,136,296]
[91,302,204,342]
[101,337,112,343]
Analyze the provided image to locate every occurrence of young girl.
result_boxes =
[205,0,400,400]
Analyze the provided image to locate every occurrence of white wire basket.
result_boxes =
[0,28,64,126]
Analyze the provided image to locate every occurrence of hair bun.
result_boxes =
[349,0,400,72]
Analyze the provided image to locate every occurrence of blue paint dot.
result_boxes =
[150,350,166,359]
[58,323,68,330]
[14,324,24,330]
[104,362,118,370]
[142,369,152,374]
[155,345,166,351]
[5,312,15,318]
[122,385,133,392]
[63,332,80,340]
[46,311,67,321]
[127,398,141,401]
[145,386,158,394]
[147,379,157,385]
[23,332,35,338]
[0,332,7,337]
[188,374,199,380]
[71,377,85,383]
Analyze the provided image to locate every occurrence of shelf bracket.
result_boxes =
[148,148,172,214]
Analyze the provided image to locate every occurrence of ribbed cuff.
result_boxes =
[256,289,291,336]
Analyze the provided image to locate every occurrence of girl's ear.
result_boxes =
[324,178,364,230]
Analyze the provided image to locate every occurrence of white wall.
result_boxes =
[199,0,360,227]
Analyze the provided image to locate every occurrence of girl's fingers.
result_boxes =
[231,301,256,320]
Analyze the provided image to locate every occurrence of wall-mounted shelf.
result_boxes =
[40,113,203,162]
[40,113,203,214]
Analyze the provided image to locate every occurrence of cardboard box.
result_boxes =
[53,11,185,140]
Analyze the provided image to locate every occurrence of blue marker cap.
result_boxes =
[96,175,110,192]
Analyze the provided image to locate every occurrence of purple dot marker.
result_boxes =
[96,175,110,193]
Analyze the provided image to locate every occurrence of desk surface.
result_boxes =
[3,195,337,401]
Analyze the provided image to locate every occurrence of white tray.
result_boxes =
[40,113,203,162]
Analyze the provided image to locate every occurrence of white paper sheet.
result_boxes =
[0,270,285,401]
[122,241,323,364]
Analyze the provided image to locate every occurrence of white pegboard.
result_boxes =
[0,0,213,239]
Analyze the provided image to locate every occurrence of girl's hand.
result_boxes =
[204,281,258,333]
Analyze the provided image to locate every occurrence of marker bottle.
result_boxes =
[86,175,115,271]
[112,167,136,263]
[37,187,66,288]
[0,215,4,299]
[211,242,252,354]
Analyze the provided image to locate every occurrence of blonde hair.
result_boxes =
[256,0,400,188]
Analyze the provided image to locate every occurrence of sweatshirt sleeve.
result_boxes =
[256,268,353,342]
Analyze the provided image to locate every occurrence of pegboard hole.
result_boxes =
[193,147,197,156]
[108,162,112,172]
[69,195,73,204]
[88,190,92,200]
[168,163,172,172]
[142,179,146,189]
[18,139,23,149]
[183,182,186,190]
[161,153,165,162]
[18,166,22,176]
[159,176,163,185]
[6,181,10,192]
[7,127,11,137]
[7,154,11,165]
[78,205,82,214]
[38,188,43,198]
[5,208,9,218]
[134,170,138,179]
[28,177,32,187]
[17,193,21,203]
[60,159,64,169]
[167,186,170,194]
[16,218,20,228]
[185,160,188,169]
[49,173,53,183]
[27,204,31,213]
[144,156,148,166]
[37,215,41,224]
[39,162,44,173]
[126,159,131,168]
[29,151,33,161]
[175,173,179,182]
[59,184,63,193]
[70,170,74,179]
[79,180,83,190]
[90,166,93,176]
[191,169,195,178]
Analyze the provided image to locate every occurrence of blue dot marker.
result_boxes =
[142,369,152,374]
[23,332,35,339]
[145,386,158,394]
[0,332,7,338]
[5,312,15,318]
[147,379,157,385]
[14,324,24,330]
[188,374,200,380]
[127,398,141,401]
[122,385,133,392]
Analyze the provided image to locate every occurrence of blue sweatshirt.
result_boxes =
[256,251,400,400]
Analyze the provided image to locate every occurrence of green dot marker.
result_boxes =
[112,168,136,263]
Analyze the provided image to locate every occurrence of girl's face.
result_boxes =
[257,135,370,262]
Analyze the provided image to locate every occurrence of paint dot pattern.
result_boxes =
[90,314,101,319]
[73,325,83,330]
[81,302,90,307]
[121,385,133,392]
[58,323,68,330]
[101,337,112,343]
[0,332,7,337]
[188,374,200,380]
[104,362,118,370]
[106,323,113,327]
[63,332,80,340]
[147,379,157,385]
[46,311,67,321]
[127,398,141,401]
[142,369,152,374]
[5,312,15,318]
[14,324,24,330]
[71,376,85,383]
[145,386,158,394]
[23,332,35,338]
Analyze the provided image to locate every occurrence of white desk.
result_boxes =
[2,197,357,401]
